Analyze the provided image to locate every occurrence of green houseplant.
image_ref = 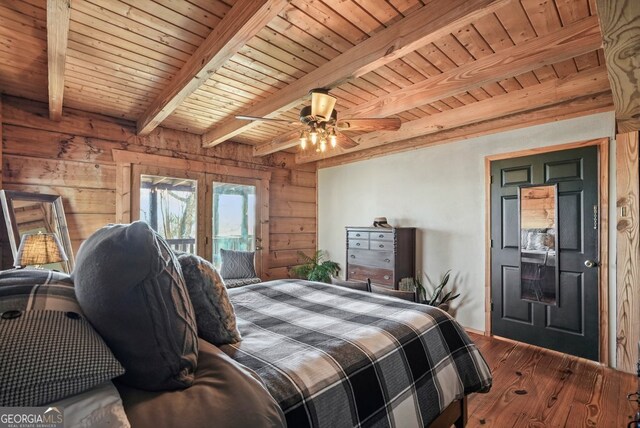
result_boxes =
[290,250,340,283]
[411,270,460,311]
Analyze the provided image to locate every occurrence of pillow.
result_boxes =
[224,278,262,289]
[47,381,131,428]
[0,281,124,407]
[177,253,241,345]
[116,339,286,428]
[526,232,549,251]
[73,221,198,391]
[0,269,74,287]
[220,249,257,280]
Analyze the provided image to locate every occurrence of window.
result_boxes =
[139,174,198,254]
[121,153,269,278]
[211,182,256,268]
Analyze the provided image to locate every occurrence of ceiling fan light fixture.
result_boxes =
[310,89,336,121]
[329,129,337,148]
[320,140,327,152]
[310,129,318,145]
[299,130,307,149]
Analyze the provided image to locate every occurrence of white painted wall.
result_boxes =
[318,112,616,357]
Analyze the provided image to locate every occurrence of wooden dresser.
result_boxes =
[345,227,416,289]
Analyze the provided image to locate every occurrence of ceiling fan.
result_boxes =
[236,88,401,152]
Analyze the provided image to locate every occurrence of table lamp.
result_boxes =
[14,232,68,269]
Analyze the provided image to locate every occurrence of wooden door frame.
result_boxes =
[113,150,271,277]
[484,137,610,365]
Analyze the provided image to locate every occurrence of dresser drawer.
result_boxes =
[371,231,393,241]
[347,231,369,240]
[347,249,393,268]
[347,264,393,286]
[369,240,394,251]
[348,239,368,249]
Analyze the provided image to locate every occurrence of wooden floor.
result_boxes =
[466,333,638,427]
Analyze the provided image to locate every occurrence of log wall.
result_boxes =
[0,96,316,278]
[616,131,640,373]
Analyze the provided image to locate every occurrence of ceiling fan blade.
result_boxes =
[336,118,402,132]
[335,132,359,150]
[235,115,299,125]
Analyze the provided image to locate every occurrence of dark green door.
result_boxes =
[490,146,600,361]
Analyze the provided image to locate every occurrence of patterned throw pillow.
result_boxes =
[220,249,258,280]
[177,254,241,345]
[0,280,124,406]
[73,221,198,391]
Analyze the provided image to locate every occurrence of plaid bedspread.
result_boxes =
[222,280,492,428]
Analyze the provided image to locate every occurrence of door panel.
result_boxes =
[502,197,519,248]
[491,146,599,361]
[501,266,533,324]
[547,272,583,334]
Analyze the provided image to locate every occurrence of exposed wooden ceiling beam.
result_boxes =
[253,15,601,157]
[202,0,513,147]
[297,66,611,163]
[341,16,602,119]
[316,92,614,169]
[47,0,71,121]
[596,0,640,133]
[136,0,289,136]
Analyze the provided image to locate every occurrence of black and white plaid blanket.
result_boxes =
[222,280,492,428]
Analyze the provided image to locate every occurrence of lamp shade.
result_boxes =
[310,91,336,121]
[14,232,68,267]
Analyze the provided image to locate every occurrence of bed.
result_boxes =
[119,279,491,427]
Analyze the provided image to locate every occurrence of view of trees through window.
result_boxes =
[212,182,256,268]
[140,175,197,254]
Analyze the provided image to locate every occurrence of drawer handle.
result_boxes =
[356,243,361,246]
[350,255,355,258]
[379,244,384,248]
[355,233,361,237]
[384,258,390,263]
[378,234,385,238]
[383,275,390,280]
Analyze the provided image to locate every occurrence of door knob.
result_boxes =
[584,259,598,268]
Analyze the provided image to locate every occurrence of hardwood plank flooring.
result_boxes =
[467,333,638,427]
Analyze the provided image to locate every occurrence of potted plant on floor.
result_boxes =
[290,250,340,283]
[406,270,460,312]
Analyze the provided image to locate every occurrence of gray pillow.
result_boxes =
[527,232,549,251]
[0,282,124,406]
[177,253,241,346]
[73,221,198,391]
[220,249,257,280]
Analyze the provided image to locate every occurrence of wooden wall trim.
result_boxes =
[485,137,610,365]
[616,131,639,373]
[112,150,272,181]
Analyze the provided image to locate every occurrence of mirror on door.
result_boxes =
[519,184,559,305]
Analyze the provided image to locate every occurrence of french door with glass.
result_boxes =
[132,165,264,276]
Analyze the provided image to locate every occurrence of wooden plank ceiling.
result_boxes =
[0,0,615,165]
